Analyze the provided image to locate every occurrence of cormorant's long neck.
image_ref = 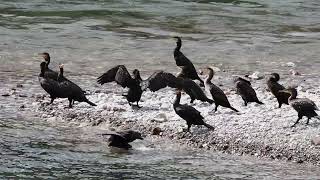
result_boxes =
[173,93,181,107]
[40,67,45,77]
[174,39,182,53]
[205,69,214,84]
[45,57,50,68]
[40,63,46,77]
[58,67,64,80]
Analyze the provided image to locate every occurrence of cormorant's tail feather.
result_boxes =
[256,100,264,104]
[86,99,97,106]
[229,106,239,112]
[204,123,215,131]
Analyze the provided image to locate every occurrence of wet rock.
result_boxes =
[286,62,296,67]
[289,69,301,76]
[66,113,77,119]
[311,136,320,145]
[248,71,264,80]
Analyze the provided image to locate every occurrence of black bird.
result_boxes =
[235,77,263,106]
[39,62,96,107]
[267,73,290,108]
[173,36,204,87]
[97,65,143,107]
[173,91,215,132]
[142,71,214,104]
[280,87,320,127]
[205,68,238,112]
[39,52,59,80]
[101,130,143,150]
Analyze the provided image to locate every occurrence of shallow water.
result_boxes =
[1,0,320,179]
[1,101,320,179]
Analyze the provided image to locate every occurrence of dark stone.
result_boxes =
[223,145,229,150]
[297,159,304,164]
[20,105,25,109]
[152,127,162,135]
[2,93,10,97]
[17,84,23,88]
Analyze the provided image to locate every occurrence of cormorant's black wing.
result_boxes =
[97,65,134,88]
[141,71,180,91]
[235,77,251,86]
[44,68,59,81]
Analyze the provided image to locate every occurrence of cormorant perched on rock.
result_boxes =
[267,73,290,108]
[173,91,215,132]
[39,52,59,80]
[97,65,143,107]
[39,62,96,107]
[205,68,238,112]
[173,36,204,87]
[141,71,214,104]
[235,77,263,106]
[101,130,143,150]
[280,87,320,127]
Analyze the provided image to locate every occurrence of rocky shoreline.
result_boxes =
[13,81,319,166]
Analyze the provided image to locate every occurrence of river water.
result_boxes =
[1,0,320,179]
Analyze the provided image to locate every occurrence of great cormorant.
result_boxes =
[141,71,214,104]
[235,77,263,106]
[173,36,204,87]
[280,87,319,127]
[97,65,143,107]
[205,68,238,112]
[267,73,290,108]
[101,130,143,150]
[173,91,215,132]
[39,62,96,107]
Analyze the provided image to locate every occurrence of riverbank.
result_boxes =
[8,79,320,165]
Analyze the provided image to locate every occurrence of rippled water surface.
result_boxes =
[1,0,320,179]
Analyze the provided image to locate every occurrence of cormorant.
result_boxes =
[97,65,143,107]
[173,91,215,132]
[141,71,214,104]
[235,77,263,106]
[266,73,290,108]
[205,67,238,112]
[280,87,320,127]
[39,52,59,80]
[101,130,143,150]
[39,62,96,107]
[173,36,204,87]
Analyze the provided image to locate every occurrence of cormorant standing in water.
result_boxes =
[101,130,143,150]
[173,91,215,132]
[173,36,204,87]
[39,52,59,80]
[39,62,96,107]
[97,65,143,107]
[280,87,320,127]
[141,71,213,104]
[267,73,290,108]
[235,77,263,106]
[205,68,238,112]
